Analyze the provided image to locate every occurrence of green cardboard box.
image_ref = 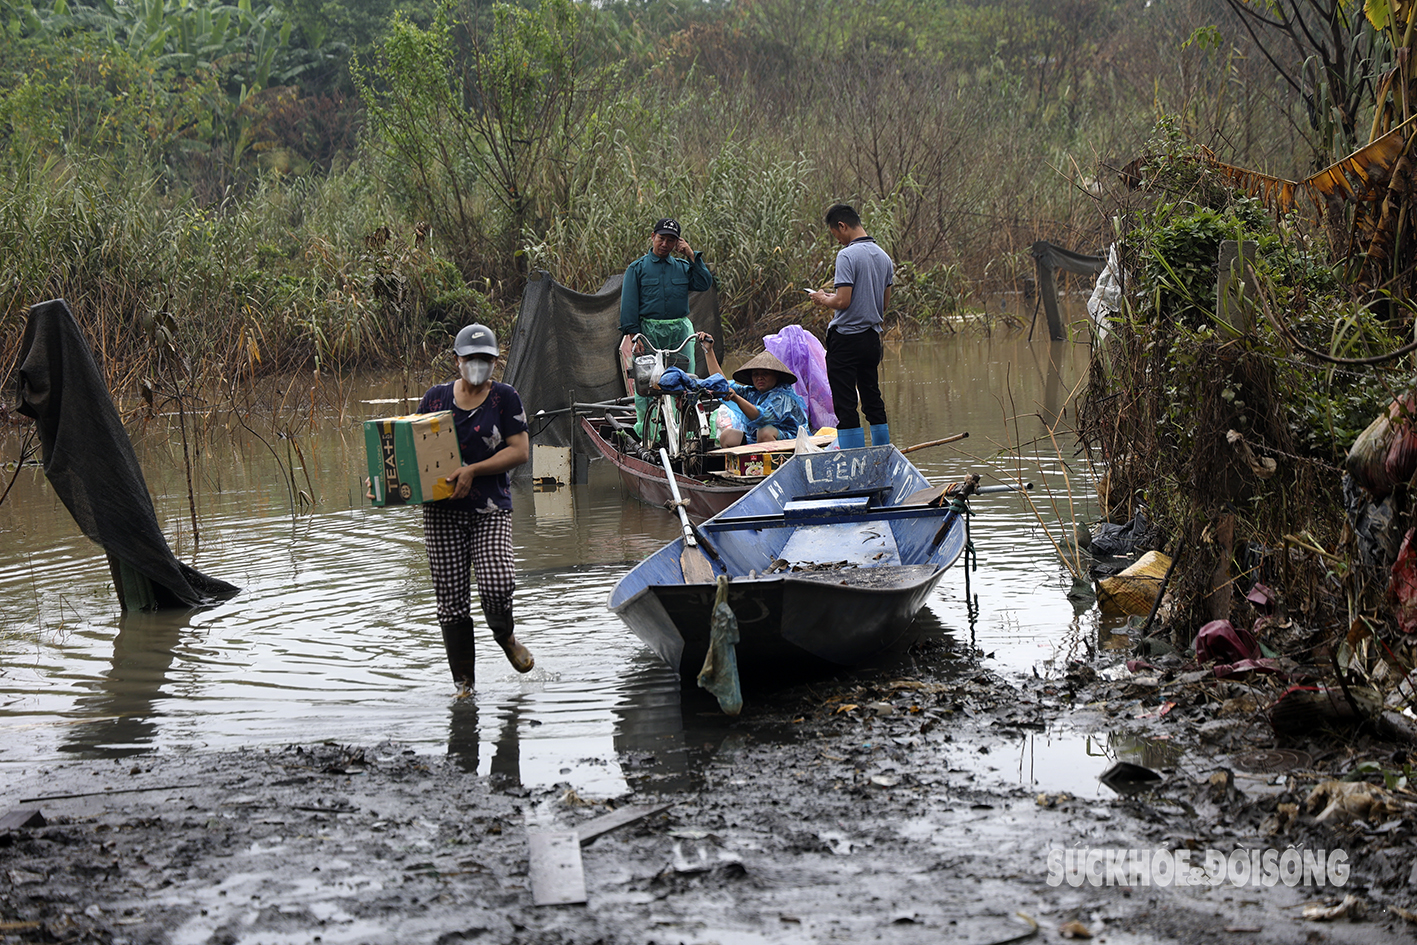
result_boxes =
[364,411,462,506]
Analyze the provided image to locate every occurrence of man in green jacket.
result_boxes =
[619,217,714,438]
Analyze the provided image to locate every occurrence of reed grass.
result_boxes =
[0,0,1335,388]
[0,155,479,395]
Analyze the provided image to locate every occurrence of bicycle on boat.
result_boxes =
[613,332,721,476]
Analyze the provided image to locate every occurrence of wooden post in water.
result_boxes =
[1032,243,1066,342]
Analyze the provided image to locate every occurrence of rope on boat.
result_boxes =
[948,493,978,573]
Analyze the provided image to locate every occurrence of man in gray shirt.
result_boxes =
[808,204,894,448]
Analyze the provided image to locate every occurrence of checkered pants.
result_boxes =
[423,505,515,622]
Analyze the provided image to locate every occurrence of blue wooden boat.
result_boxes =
[607,445,978,683]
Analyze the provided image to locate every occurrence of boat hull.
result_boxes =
[608,445,972,685]
[579,416,744,520]
[615,564,946,682]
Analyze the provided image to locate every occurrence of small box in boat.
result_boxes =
[364,411,461,506]
[707,434,836,478]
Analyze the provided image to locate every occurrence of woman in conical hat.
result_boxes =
[699,337,809,447]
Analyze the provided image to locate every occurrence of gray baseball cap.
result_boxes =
[453,323,499,358]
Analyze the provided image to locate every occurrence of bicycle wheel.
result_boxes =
[643,395,669,457]
[680,399,705,476]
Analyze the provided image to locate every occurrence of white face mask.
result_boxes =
[460,358,493,387]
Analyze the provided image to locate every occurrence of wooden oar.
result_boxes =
[659,448,715,583]
[900,431,969,454]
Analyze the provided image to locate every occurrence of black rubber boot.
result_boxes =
[485,608,534,673]
[439,617,477,687]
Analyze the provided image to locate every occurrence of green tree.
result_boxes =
[359,0,623,291]
[1222,0,1385,165]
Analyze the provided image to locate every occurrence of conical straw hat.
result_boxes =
[732,350,797,387]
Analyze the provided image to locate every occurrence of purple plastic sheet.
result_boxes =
[763,325,837,431]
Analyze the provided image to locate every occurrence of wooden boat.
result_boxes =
[577,415,836,521]
[579,415,745,520]
[607,444,979,683]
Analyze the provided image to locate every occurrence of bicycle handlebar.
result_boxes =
[631,333,698,357]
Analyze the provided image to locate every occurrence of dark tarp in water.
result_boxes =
[16,299,240,608]
[503,270,722,448]
[1030,240,1105,342]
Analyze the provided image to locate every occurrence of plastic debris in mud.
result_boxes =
[1303,894,1368,921]
[1194,618,1259,663]
[1096,550,1171,616]
[697,575,743,716]
[1305,779,1404,825]
[1097,761,1162,795]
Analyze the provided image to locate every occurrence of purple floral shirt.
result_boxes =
[417,381,528,512]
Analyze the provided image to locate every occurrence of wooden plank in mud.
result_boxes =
[0,807,45,831]
[575,802,672,845]
[527,830,586,906]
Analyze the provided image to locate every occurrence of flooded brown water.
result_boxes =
[1,325,1124,797]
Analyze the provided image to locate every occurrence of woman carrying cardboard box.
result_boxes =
[415,323,534,688]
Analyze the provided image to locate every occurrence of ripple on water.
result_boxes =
[0,334,1102,794]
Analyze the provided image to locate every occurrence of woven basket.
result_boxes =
[1097,550,1172,616]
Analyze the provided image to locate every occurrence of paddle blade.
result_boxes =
[681,545,714,583]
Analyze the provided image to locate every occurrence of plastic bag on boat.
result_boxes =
[764,325,837,432]
[713,405,734,436]
[720,400,749,433]
[698,576,743,716]
[793,426,823,454]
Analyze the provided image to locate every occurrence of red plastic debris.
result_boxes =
[1195,619,1259,663]
[1390,528,1417,634]
[1245,582,1274,609]
[1213,658,1289,680]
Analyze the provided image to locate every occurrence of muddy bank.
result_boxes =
[2,651,1415,945]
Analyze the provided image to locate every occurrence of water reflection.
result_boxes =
[59,609,195,758]
[445,642,754,794]
[1007,728,1183,797]
[446,699,481,774]
[445,692,543,784]
[611,661,738,795]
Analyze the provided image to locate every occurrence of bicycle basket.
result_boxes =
[632,354,663,396]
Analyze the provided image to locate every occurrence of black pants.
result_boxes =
[825,327,886,430]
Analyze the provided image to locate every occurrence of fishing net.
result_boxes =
[15,299,240,608]
[503,270,722,449]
